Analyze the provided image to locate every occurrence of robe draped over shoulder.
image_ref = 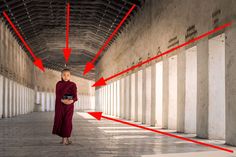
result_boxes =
[52,79,78,137]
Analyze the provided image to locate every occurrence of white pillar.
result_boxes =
[41,92,45,112]
[110,83,114,116]
[142,69,146,124]
[225,24,236,146]
[19,84,22,115]
[8,80,13,117]
[196,38,209,138]
[185,46,197,133]
[145,66,152,125]
[3,77,8,118]
[131,73,136,121]
[0,75,3,118]
[125,75,131,120]
[162,58,169,129]
[51,93,55,111]
[137,70,143,122]
[16,83,19,115]
[116,80,120,117]
[150,64,156,126]
[13,81,17,116]
[177,51,186,132]
[113,81,117,116]
[155,61,163,127]
[208,33,225,139]
[168,55,178,130]
[120,78,125,119]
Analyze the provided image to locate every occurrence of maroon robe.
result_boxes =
[52,79,78,138]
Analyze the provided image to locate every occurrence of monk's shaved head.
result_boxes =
[61,68,70,73]
[61,68,71,81]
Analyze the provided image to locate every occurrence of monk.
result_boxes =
[52,68,78,145]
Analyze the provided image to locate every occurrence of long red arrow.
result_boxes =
[83,4,136,75]
[92,22,232,87]
[2,11,45,72]
[63,3,71,62]
[88,112,234,153]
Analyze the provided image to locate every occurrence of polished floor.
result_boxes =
[0,111,235,157]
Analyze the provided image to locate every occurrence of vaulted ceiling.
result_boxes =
[0,0,144,80]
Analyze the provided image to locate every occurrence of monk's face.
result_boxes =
[61,71,71,81]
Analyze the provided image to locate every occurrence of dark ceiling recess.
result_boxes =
[0,0,144,80]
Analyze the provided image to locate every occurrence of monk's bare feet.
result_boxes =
[62,137,72,145]
[67,138,72,144]
[60,138,64,144]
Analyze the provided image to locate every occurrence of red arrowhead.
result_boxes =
[63,48,71,62]
[92,77,107,87]
[83,62,95,75]
[34,58,45,72]
[87,112,103,120]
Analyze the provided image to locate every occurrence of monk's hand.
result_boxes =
[67,99,74,105]
[61,99,73,105]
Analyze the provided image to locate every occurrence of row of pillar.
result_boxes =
[0,75,34,118]
[95,30,236,146]
[35,92,95,112]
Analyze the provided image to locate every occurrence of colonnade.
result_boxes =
[95,32,236,146]
[0,20,35,118]
[0,75,35,118]
[35,92,95,112]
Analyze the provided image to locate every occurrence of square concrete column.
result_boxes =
[41,92,45,112]
[110,83,114,116]
[130,73,136,121]
[100,89,103,112]
[22,86,25,114]
[46,92,50,111]
[150,64,156,126]
[225,26,236,146]
[116,80,120,117]
[95,89,99,111]
[3,77,8,118]
[103,87,106,114]
[155,61,163,127]
[8,80,13,117]
[19,85,22,114]
[16,83,19,116]
[142,69,146,124]
[25,87,28,114]
[12,81,17,116]
[137,70,143,122]
[196,39,209,138]
[131,72,138,122]
[145,66,152,125]
[113,81,117,116]
[177,51,186,132]
[105,86,108,114]
[162,57,169,129]
[120,78,125,119]
[0,75,3,118]
[125,75,131,120]
[107,84,111,115]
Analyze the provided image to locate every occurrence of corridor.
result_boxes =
[1,0,236,156]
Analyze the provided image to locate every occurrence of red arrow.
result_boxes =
[63,3,71,63]
[88,112,234,153]
[83,4,136,75]
[2,11,45,72]
[92,22,232,87]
